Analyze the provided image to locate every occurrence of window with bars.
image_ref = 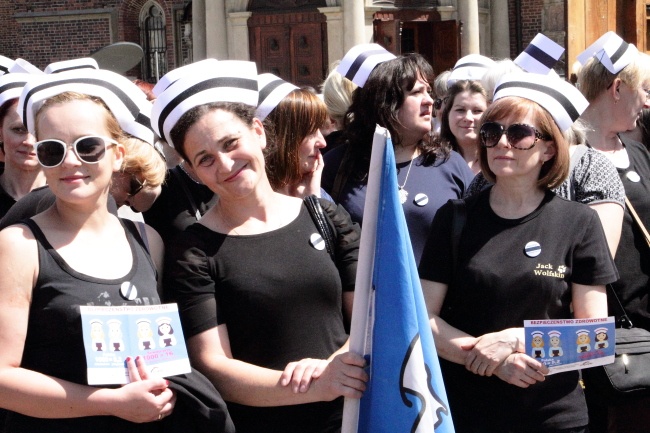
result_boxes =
[140,3,167,83]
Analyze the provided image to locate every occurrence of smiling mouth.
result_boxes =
[224,164,247,182]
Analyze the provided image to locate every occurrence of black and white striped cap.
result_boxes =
[255,73,299,121]
[0,56,14,76]
[44,57,99,74]
[151,58,219,98]
[447,54,496,84]
[493,72,589,131]
[577,31,638,74]
[151,60,258,148]
[19,68,155,145]
[514,33,564,75]
[336,43,396,88]
[10,58,43,75]
[0,73,36,108]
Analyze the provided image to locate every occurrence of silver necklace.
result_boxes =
[397,158,415,204]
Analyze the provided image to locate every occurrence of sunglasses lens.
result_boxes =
[36,140,66,167]
[75,137,107,163]
[507,124,536,149]
[434,99,442,110]
[129,176,144,197]
[480,122,504,147]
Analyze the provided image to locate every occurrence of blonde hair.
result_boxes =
[578,51,650,102]
[121,137,166,188]
[322,64,357,128]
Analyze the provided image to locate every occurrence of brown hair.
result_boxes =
[263,89,327,190]
[478,96,569,190]
[437,80,488,156]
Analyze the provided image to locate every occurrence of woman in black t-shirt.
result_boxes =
[419,74,617,433]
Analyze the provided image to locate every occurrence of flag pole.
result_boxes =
[341,125,388,433]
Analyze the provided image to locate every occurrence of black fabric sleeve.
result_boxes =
[320,198,360,292]
[163,229,220,339]
[570,208,619,286]
[418,199,455,284]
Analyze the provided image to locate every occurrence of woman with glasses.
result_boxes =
[0,70,178,432]
[323,49,473,263]
[418,73,616,433]
[577,32,650,432]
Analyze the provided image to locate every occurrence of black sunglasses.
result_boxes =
[127,175,146,198]
[433,97,446,110]
[479,122,551,150]
[35,135,117,168]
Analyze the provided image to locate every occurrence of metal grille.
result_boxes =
[140,5,167,83]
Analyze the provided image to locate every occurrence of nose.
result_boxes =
[24,132,36,145]
[423,92,434,106]
[315,130,326,149]
[61,145,83,166]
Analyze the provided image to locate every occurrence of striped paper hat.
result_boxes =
[514,33,565,75]
[447,54,496,84]
[493,72,589,131]
[151,60,258,148]
[336,43,396,88]
[576,31,638,74]
[44,57,99,74]
[255,73,299,121]
[151,58,219,98]
[0,56,14,76]
[10,58,43,75]
[0,73,37,109]
[19,68,155,145]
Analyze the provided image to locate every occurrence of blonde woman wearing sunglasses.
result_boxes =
[0,72,177,432]
[419,73,615,433]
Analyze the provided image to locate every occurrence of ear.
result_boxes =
[112,141,126,172]
[252,117,267,150]
[609,77,622,102]
[542,140,556,162]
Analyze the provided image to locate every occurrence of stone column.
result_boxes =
[318,6,344,68]
[206,0,228,59]
[456,0,480,55]
[490,0,510,58]
[343,0,365,51]
[228,11,252,61]
[192,0,207,60]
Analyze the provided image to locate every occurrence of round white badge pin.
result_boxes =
[120,281,138,301]
[525,241,541,258]
[414,193,429,207]
[310,233,325,250]
[626,171,641,182]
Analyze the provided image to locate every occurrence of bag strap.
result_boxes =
[606,284,634,329]
[625,197,650,248]
[304,195,336,260]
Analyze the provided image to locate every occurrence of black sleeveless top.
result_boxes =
[5,218,161,433]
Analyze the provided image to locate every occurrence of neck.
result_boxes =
[490,180,546,219]
[46,195,114,232]
[0,166,47,201]
[582,102,623,152]
[393,142,420,163]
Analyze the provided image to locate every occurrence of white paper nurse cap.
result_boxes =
[151,58,220,98]
[514,33,565,75]
[44,57,99,74]
[10,59,43,75]
[336,43,396,88]
[576,31,638,74]
[255,73,299,121]
[0,56,14,76]
[447,54,496,85]
[493,72,589,132]
[19,68,155,145]
[151,60,258,148]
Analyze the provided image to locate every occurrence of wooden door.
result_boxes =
[249,11,327,88]
[431,20,460,74]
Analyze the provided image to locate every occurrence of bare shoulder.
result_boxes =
[0,224,39,297]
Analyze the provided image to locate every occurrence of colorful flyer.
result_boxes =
[524,316,615,374]
[80,303,191,385]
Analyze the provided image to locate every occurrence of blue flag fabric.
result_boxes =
[357,139,454,433]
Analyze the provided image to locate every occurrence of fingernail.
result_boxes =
[135,356,141,363]
[165,380,170,386]
[125,357,131,362]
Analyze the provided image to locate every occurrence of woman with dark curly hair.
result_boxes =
[323,49,473,262]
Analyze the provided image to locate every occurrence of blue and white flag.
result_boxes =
[342,127,454,433]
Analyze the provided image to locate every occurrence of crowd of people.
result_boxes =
[0,29,647,433]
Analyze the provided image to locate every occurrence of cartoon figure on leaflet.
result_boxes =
[90,319,105,352]
[157,317,177,348]
[107,319,125,352]
[530,330,545,358]
[594,327,609,349]
[548,330,563,357]
[576,329,591,353]
[137,318,155,350]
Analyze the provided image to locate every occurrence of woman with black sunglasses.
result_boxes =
[0,70,180,432]
[418,73,616,433]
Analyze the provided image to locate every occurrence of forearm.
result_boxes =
[429,315,476,364]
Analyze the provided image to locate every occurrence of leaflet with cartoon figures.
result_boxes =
[524,317,615,374]
[80,303,191,385]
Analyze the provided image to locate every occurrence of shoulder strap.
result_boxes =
[303,195,336,260]
[450,199,467,277]
[171,166,202,221]
[607,284,634,329]
[121,218,157,275]
[625,196,650,248]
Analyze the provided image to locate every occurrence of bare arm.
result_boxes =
[0,226,173,422]
[188,323,367,407]
[572,282,608,319]
[589,202,624,258]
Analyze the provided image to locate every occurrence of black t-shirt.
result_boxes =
[418,189,618,432]
[164,201,359,433]
[143,166,216,244]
